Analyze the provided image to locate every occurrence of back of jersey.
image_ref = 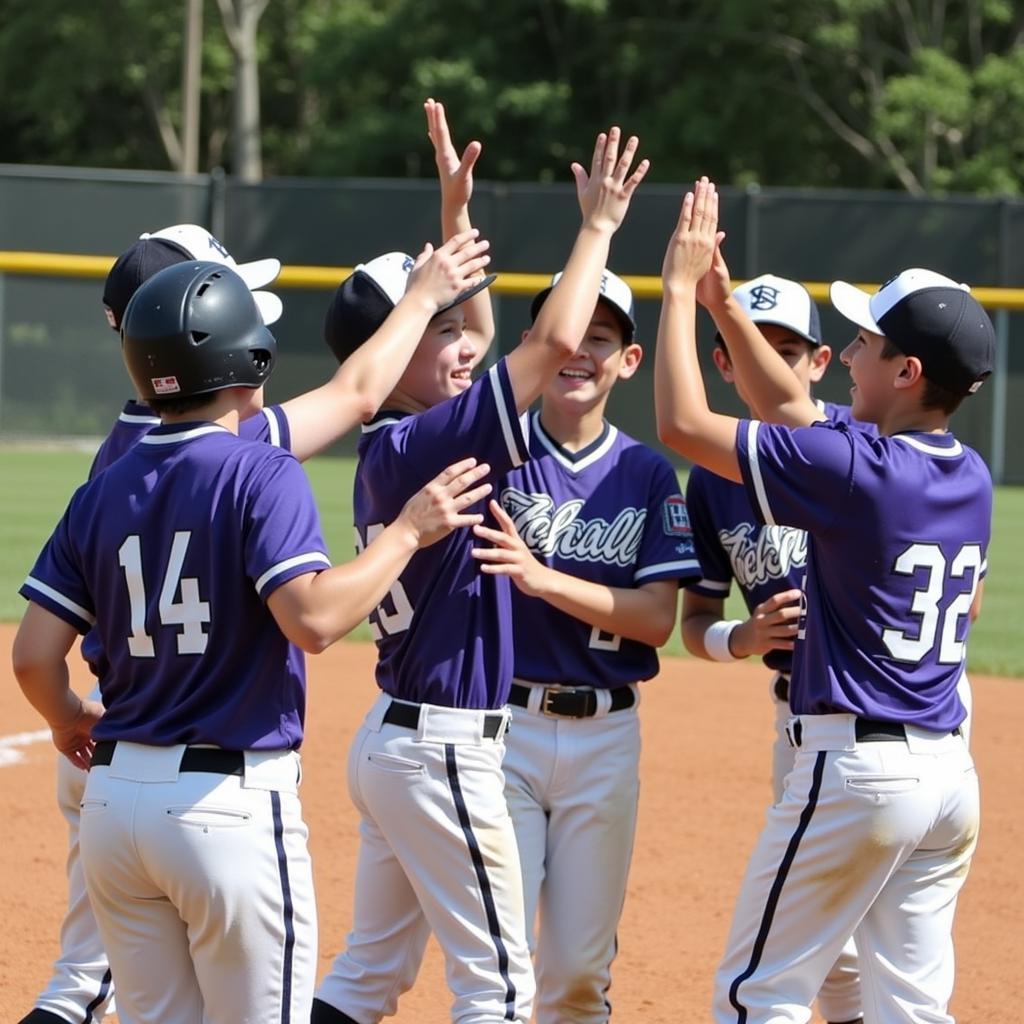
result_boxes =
[23,423,331,750]
[737,421,991,731]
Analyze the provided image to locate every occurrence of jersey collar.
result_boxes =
[361,408,411,434]
[139,422,232,445]
[890,431,963,457]
[531,411,618,472]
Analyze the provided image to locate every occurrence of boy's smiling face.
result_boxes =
[542,298,641,411]
[396,306,482,408]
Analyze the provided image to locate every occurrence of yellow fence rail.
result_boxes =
[3,251,1024,310]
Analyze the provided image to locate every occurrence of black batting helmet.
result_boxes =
[121,261,277,402]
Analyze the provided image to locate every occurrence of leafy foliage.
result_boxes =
[1,0,1023,193]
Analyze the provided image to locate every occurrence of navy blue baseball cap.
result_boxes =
[530,268,637,342]
[323,251,496,364]
[831,269,995,396]
[103,224,282,330]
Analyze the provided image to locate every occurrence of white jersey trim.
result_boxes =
[118,411,161,426]
[695,577,730,593]
[360,416,403,435]
[634,559,701,582]
[139,424,230,445]
[532,411,620,473]
[745,420,776,526]
[255,552,332,595]
[488,363,528,468]
[891,434,964,457]
[23,576,96,626]
[263,406,283,447]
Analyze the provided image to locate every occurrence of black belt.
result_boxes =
[508,682,635,718]
[773,674,790,703]
[382,700,505,739]
[92,740,245,776]
[854,718,962,742]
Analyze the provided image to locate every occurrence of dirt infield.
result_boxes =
[1,626,1020,1022]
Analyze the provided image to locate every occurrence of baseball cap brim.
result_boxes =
[251,289,283,326]
[233,257,282,291]
[438,273,497,315]
[830,281,883,335]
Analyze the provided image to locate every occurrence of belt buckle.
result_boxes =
[541,688,561,716]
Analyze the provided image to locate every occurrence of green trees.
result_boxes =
[0,0,1021,193]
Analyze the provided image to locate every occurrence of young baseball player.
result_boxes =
[19,222,491,1024]
[311,127,649,1024]
[656,178,991,1023]
[467,264,700,1024]
[12,259,494,1024]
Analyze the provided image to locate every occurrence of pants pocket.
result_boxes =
[845,775,920,797]
[165,805,253,829]
[366,751,426,775]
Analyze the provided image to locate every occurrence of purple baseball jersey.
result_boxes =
[90,399,291,477]
[355,359,530,709]
[735,418,991,731]
[501,413,700,688]
[22,423,330,749]
[687,402,874,674]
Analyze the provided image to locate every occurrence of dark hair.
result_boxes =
[147,393,220,416]
[879,337,964,415]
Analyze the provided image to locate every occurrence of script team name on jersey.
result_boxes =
[718,522,809,589]
[501,487,646,568]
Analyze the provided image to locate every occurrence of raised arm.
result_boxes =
[696,246,824,428]
[654,178,744,482]
[505,127,649,412]
[267,458,491,652]
[278,230,491,462]
[425,97,495,354]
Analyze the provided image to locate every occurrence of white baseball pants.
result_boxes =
[79,742,315,1024]
[502,684,641,1024]
[715,714,979,1024]
[314,693,534,1024]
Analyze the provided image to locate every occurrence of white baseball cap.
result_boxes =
[140,224,283,326]
[530,268,637,342]
[830,269,994,396]
[730,273,822,345]
[323,251,497,362]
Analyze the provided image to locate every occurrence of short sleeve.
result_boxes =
[20,497,95,634]
[244,453,331,600]
[685,470,732,598]
[240,405,291,452]
[633,459,702,585]
[735,418,856,533]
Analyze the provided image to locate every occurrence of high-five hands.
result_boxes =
[662,176,724,292]
[571,127,650,234]
[405,229,491,315]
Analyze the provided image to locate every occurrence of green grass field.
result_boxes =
[3,447,1022,676]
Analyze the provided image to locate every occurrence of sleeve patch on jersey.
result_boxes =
[662,496,693,539]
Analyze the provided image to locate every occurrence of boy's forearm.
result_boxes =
[270,522,420,652]
[506,222,613,411]
[280,297,437,462]
[710,297,824,428]
[443,200,495,350]
[655,286,743,481]
[531,571,677,648]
